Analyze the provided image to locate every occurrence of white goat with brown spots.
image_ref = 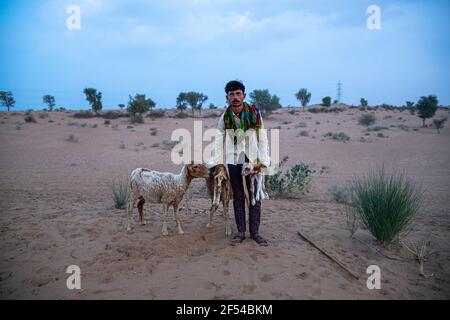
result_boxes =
[126,162,210,236]
[205,164,232,236]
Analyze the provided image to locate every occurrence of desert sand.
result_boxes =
[0,107,449,299]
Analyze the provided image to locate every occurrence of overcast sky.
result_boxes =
[1,0,449,110]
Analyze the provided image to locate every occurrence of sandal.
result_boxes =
[251,234,268,246]
[231,232,245,245]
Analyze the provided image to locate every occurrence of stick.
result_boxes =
[297,230,360,280]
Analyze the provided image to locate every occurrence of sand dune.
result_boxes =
[0,107,449,299]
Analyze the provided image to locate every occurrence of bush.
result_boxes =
[100,111,119,119]
[358,113,376,126]
[104,120,111,125]
[130,113,144,124]
[296,122,307,128]
[24,114,37,123]
[366,126,388,132]
[328,184,353,205]
[160,139,178,150]
[348,167,422,247]
[175,112,189,119]
[149,128,158,136]
[265,156,315,198]
[39,112,49,119]
[147,110,165,118]
[298,130,309,137]
[73,111,95,118]
[112,177,130,209]
[323,131,350,142]
[433,118,447,134]
[66,134,78,142]
[398,124,409,131]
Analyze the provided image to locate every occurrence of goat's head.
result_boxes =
[187,161,210,179]
[241,162,254,176]
[242,160,264,176]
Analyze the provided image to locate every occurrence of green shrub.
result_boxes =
[130,113,144,124]
[112,177,130,209]
[24,114,37,123]
[348,167,422,247]
[358,113,376,126]
[149,128,158,136]
[328,184,353,205]
[265,156,315,198]
[323,131,350,142]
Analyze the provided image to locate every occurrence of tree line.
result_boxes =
[0,88,444,126]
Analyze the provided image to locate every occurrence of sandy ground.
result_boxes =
[0,107,449,299]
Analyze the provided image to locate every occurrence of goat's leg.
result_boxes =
[261,175,269,199]
[255,174,262,202]
[126,197,137,231]
[162,204,169,236]
[242,175,250,210]
[207,201,219,228]
[223,199,232,237]
[250,175,256,206]
[137,197,146,225]
[173,203,184,235]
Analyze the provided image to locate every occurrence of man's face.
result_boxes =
[226,89,246,109]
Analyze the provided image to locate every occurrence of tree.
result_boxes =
[0,91,15,112]
[360,98,368,108]
[118,104,125,110]
[416,95,438,127]
[295,88,311,111]
[208,103,218,109]
[127,94,155,115]
[176,93,188,113]
[249,89,281,114]
[43,95,56,111]
[83,88,103,113]
[406,101,415,114]
[176,91,208,116]
[322,96,331,107]
[433,118,447,134]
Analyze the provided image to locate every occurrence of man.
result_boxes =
[206,80,270,246]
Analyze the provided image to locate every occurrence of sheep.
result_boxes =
[205,164,232,237]
[242,160,269,206]
[126,161,210,236]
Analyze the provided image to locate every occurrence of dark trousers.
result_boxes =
[227,163,261,235]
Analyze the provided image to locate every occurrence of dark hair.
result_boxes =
[225,80,245,94]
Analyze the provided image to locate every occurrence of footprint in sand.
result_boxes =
[260,274,274,283]
[296,272,308,280]
[242,284,256,295]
